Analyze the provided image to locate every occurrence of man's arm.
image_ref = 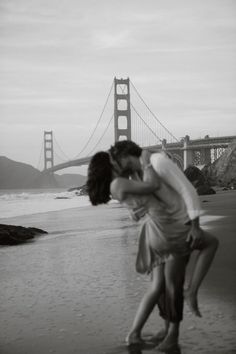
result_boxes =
[150,153,203,248]
[150,153,201,221]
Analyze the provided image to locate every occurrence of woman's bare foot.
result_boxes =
[147,329,167,343]
[184,289,202,317]
[125,332,144,345]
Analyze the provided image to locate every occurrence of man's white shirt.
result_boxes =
[150,153,201,221]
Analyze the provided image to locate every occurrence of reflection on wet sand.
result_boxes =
[126,341,181,354]
[111,335,182,354]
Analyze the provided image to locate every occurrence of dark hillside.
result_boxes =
[0,156,86,189]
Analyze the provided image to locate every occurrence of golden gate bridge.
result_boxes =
[37,77,236,173]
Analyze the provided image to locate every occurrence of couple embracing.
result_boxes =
[87,140,219,351]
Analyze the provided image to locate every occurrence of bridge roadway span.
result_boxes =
[44,135,236,173]
[44,156,92,173]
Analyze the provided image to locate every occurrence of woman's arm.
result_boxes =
[110,176,159,202]
[141,150,161,187]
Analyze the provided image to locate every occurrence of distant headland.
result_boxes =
[0,156,87,189]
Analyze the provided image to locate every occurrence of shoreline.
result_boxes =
[0,191,236,354]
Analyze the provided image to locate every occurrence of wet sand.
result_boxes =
[0,191,236,354]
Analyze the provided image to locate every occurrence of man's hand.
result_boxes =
[186,218,204,249]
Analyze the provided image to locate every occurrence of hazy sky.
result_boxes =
[1,0,236,174]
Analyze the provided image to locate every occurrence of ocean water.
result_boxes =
[0,188,92,218]
[0,188,225,227]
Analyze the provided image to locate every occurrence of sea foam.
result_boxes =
[0,190,91,218]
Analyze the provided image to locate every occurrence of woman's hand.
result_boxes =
[141,151,160,190]
[141,149,151,167]
[143,165,160,190]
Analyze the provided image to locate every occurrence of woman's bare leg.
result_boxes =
[185,232,219,317]
[126,264,165,344]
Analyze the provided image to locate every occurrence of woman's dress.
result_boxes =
[123,178,192,274]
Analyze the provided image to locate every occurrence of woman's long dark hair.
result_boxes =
[86,151,113,205]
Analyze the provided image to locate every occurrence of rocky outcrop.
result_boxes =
[68,184,88,196]
[0,224,47,245]
[184,165,216,195]
[202,142,236,188]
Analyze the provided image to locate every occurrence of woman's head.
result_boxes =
[86,151,113,205]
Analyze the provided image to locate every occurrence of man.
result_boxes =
[109,140,218,348]
[109,140,203,251]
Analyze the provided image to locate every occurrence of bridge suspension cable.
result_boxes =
[53,151,68,165]
[73,80,114,159]
[130,80,179,143]
[87,83,142,155]
[131,103,163,144]
[53,135,72,162]
[86,114,114,156]
[36,140,44,170]
[117,81,173,145]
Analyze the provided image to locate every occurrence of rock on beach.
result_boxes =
[0,224,47,245]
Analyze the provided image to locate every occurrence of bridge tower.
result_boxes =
[114,77,131,141]
[44,131,54,170]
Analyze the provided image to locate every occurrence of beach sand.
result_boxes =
[0,191,236,354]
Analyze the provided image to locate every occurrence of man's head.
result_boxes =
[109,140,142,175]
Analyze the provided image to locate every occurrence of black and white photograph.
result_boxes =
[0,1,236,353]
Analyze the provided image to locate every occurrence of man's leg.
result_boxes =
[157,256,188,351]
[145,271,170,343]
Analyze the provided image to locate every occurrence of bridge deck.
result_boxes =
[44,135,236,173]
